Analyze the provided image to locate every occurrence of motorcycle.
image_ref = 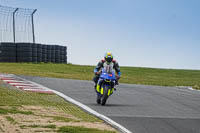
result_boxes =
[96,65,116,105]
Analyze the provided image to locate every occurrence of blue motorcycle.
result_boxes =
[96,67,116,105]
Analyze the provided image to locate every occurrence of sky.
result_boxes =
[0,0,200,70]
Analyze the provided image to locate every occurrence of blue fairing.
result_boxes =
[100,69,116,81]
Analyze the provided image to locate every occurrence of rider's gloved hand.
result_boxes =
[95,71,101,75]
[116,75,120,80]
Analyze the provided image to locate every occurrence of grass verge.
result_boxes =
[0,82,117,133]
[0,106,33,115]
[5,116,17,125]
[58,126,116,133]
[0,83,99,122]
[20,124,56,129]
[0,63,200,88]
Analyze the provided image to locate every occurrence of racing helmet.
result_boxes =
[104,52,113,63]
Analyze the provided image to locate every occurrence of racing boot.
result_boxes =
[115,80,119,85]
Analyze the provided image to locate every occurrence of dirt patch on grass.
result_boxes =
[0,115,19,133]
[0,105,117,133]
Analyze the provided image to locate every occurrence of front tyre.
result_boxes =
[96,95,101,104]
[101,85,109,106]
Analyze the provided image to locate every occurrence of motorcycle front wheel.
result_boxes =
[101,85,110,106]
[96,95,101,104]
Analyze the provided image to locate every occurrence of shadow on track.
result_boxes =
[87,103,133,107]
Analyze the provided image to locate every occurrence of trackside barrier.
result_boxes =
[0,42,67,63]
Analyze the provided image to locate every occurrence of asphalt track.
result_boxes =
[20,76,200,133]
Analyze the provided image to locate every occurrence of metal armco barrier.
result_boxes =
[0,42,67,63]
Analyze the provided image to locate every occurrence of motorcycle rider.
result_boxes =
[93,52,121,93]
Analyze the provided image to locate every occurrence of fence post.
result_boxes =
[31,9,37,44]
[13,8,18,43]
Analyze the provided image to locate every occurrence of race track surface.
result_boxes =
[20,76,200,133]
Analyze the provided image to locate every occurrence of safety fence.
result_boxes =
[0,42,67,63]
[0,5,37,43]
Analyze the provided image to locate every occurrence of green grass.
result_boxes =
[0,85,100,122]
[0,107,7,114]
[0,107,33,115]
[20,124,56,129]
[0,63,93,80]
[58,126,116,133]
[43,124,56,129]
[53,116,80,122]
[193,85,200,90]
[121,67,200,87]
[5,116,17,125]
[0,63,200,88]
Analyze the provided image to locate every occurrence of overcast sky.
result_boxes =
[1,0,200,70]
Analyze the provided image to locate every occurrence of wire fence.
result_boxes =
[0,5,37,43]
[0,5,68,63]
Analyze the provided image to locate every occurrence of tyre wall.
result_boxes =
[0,42,67,63]
[0,42,16,62]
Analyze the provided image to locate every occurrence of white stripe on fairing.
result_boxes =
[17,76,132,133]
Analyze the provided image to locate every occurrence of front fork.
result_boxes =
[96,83,115,97]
